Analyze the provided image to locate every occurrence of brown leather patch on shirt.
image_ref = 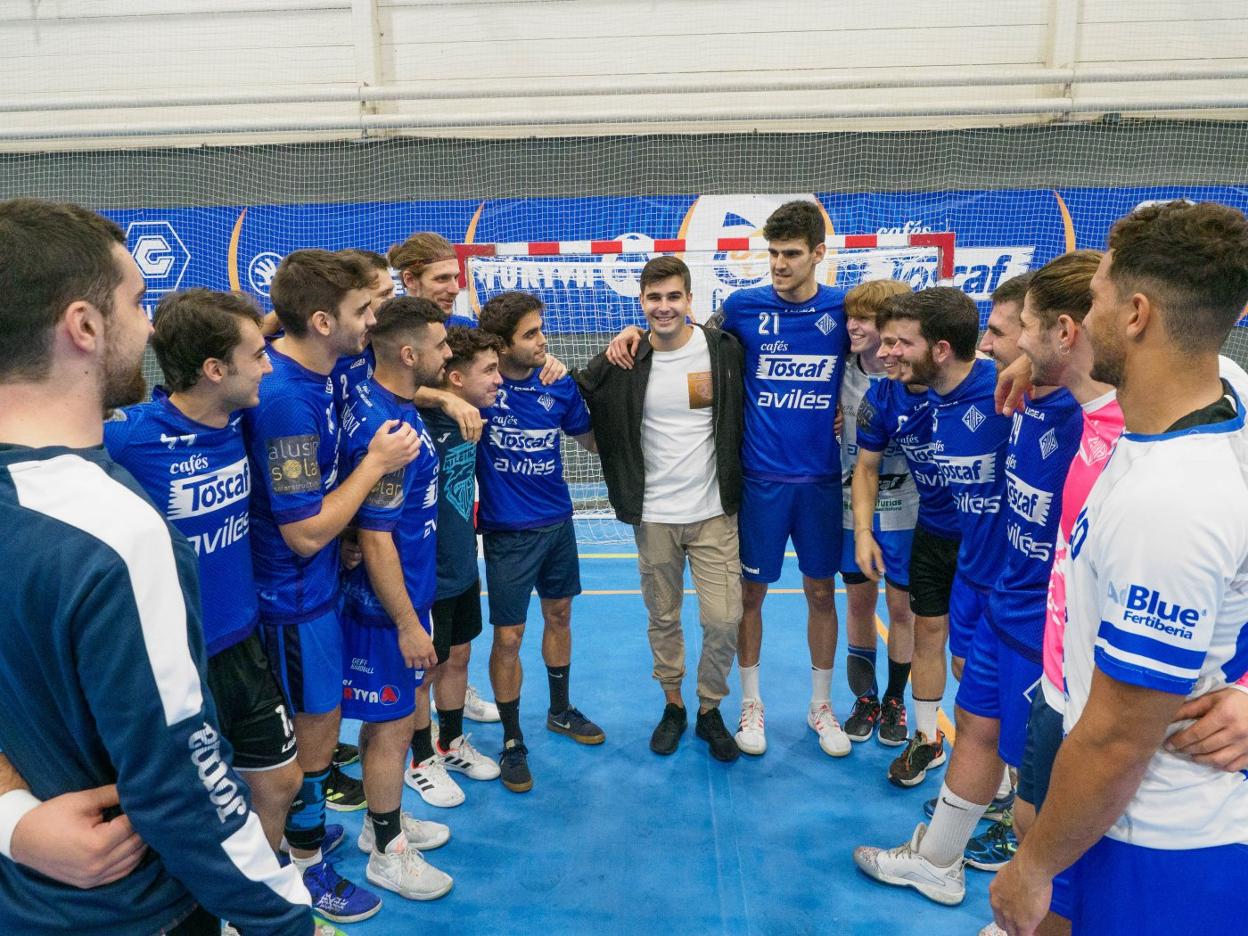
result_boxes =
[687,371,713,409]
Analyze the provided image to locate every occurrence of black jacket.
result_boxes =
[575,324,744,525]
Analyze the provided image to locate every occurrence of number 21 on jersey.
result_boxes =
[758,312,780,335]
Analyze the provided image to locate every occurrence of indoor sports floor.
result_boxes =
[335,544,986,935]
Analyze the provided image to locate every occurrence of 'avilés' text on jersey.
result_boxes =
[719,283,848,482]
[839,355,919,533]
[476,372,591,532]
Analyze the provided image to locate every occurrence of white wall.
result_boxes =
[2,0,1246,149]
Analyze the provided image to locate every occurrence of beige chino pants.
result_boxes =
[633,513,742,709]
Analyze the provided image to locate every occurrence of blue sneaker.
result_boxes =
[923,790,1014,823]
[302,860,382,923]
[965,813,1017,871]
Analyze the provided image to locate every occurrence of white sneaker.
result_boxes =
[357,811,450,853]
[853,822,966,906]
[222,925,240,936]
[735,698,767,755]
[464,684,500,722]
[808,701,851,757]
[365,832,453,901]
[978,923,1007,936]
[438,733,501,781]
[403,754,465,808]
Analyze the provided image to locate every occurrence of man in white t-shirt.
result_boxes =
[577,256,746,762]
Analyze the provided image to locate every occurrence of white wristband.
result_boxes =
[0,789,42,860]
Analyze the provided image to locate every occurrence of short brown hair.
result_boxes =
[639,256,691,294]
[387,232,456,280]
[479,291,543,345]
[0,198,126,382]
[1108,201,1248,353]
[269,249,372,337]
[368,296,448,353]
[763,200,825,251]
[152,289,263,393]
[1026,250,1103,329]
[339,248,388,272]
[886,287,979,360]
[991,272,1034,309]
[845,279,911,320]
[445,325,503,379]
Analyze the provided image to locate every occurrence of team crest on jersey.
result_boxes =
[815,313,837,336]
[1039,428,1059,460]
[538,393,555,412]
[962,406,986,432]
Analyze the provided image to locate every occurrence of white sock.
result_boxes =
[996,764,1013,801]
[914,698,941,740]
[810,666,833,705]
[291,847,323,874]
[739,663,760,701]
[919,782,988,867]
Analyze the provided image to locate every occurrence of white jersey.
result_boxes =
[839,354,920,532]
[1063,366,1248,850]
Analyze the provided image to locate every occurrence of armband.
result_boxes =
[0,789,42,860]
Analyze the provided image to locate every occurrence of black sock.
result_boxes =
[547,664,570,715]
[497,697,522,744]
[846,644,878,699]
[369,807,402,852]
[884,657,912,700]
[437,706,465,749]
[409,724,434,765]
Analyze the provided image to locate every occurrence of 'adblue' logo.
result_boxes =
[1110,581,1206,638]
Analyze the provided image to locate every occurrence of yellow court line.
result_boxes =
[875,614,957,743]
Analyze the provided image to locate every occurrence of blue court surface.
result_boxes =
[335,549,991,935]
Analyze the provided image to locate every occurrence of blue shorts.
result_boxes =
[954,612,1041,768]
[739,477,842,583]
[260,606,344,716]
[1018,690,1072,919]
[339,606,432,723]
[948,573,989,661]
[841,527,914,590]
[1070,836,1248,934]
[483,519,581,627]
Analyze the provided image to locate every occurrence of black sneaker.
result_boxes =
[695,707,740,762]
[887,730,947,788]
[332,742,360,768]
[499,739,533,792]
[324,765,367,812]
[844,694,881,742]
[877,695,908,747]
[649,703,687,755]
[547,706,606,745]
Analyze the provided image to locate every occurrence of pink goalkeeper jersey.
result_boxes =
[1041,390,1123,710]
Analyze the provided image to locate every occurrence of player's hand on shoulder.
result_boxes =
[605,325,643,369]
[539,354,568,385]
[440,393,486,443]
[11,785,147,889]
[367,418,421,471]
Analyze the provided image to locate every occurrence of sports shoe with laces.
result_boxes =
[887,730,947,788]
[464,683,500,723]
[808,701,851,757]
[279,823,345,857]
[365,832,453,902]
[331,742,359,768]
[695,707,739,762]
[324,765,367,812]
[404,753,465,807]
[301,859,382,923]
[358,812,450,853]
[924,789,1015,823]
[313,919,347,936]
[735,698,767,755]
[978,923,1007,936]
[844,694,881,742]
[438,732,502,780]
[965,811,1018,871]
[853,822,966,906]
[498,738,533,792]
[649,702,687,755]
[878,695,908,747]
[546,706,605,744]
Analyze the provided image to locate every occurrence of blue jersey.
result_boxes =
[719,283,848,482]
[856,377,960,538]
[476,372,591,532]
[419,406,481,600]
[331,345,375,415]
[0,446,310,934]
[929,359,1013,587]
[104,389,257,657]
[990,388,1082,659]
[242,343,342,625]
[340,379,440,619]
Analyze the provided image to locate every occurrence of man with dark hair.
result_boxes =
[477,291,599,792]
[0,199,313,933]
[405,326,505,804]
[609,199,852,760]
[979,273,1033,371]
[577,256,745,761]
[338,296,454,902]
[993,201,1248,935]
[243,249,423,922]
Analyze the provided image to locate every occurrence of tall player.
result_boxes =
[992,201,1248,935]
[610,200,851,757]
[244,249,422,922]
[838,280,918,746]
